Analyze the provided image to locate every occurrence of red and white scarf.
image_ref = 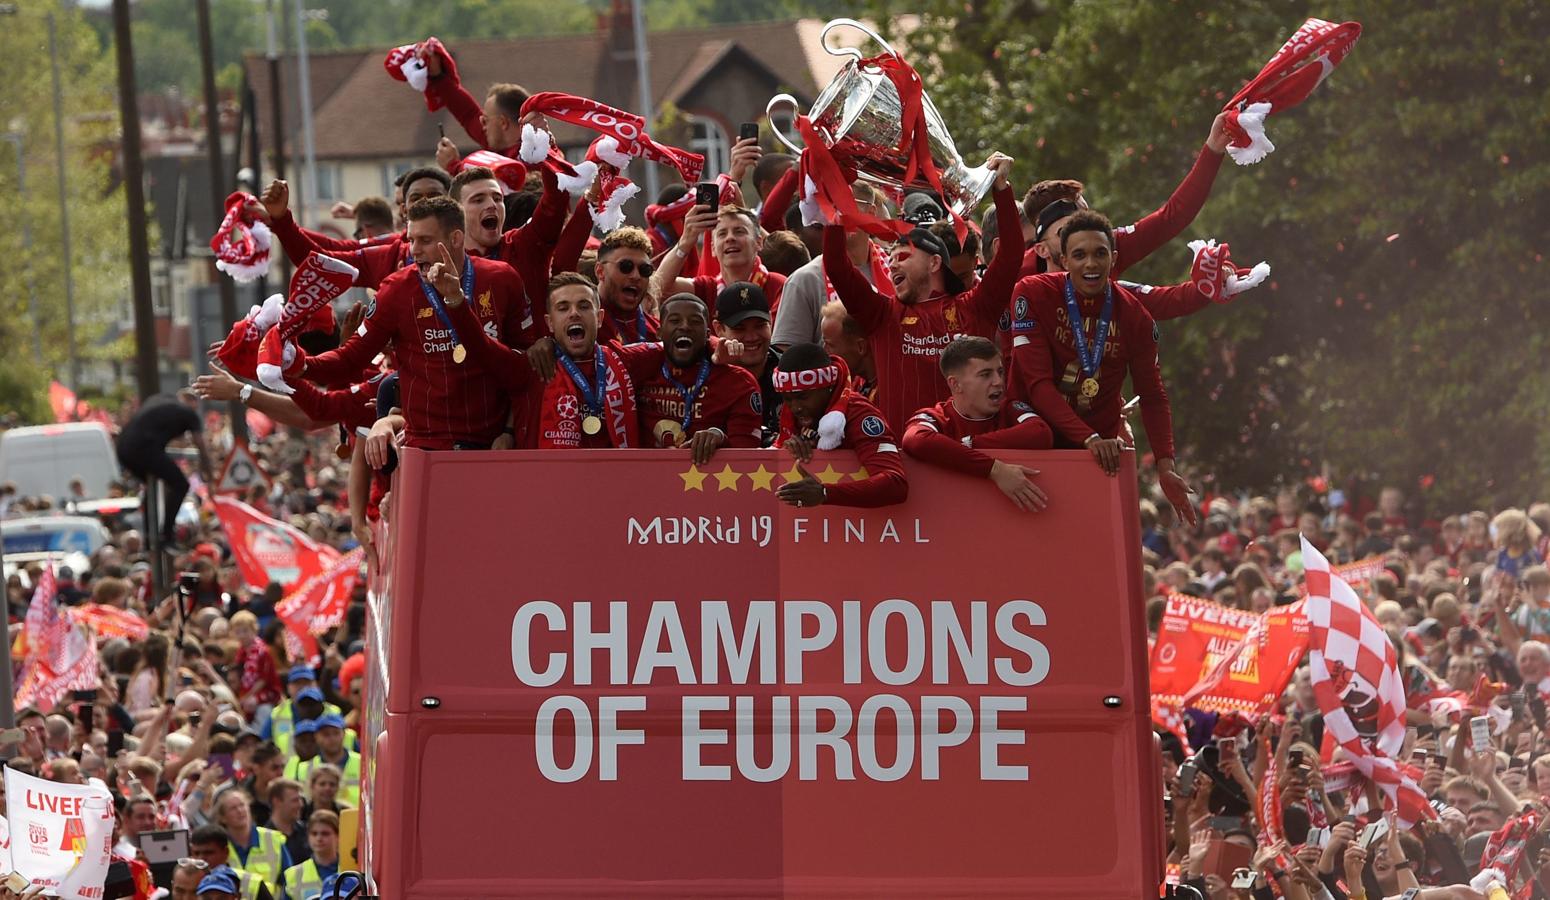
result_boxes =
[774,357,853,450]
[256,253,358,394]
[1186,239,1270,302]
[584,136,642,234]
[521,92,705,183]
[539,347,640,448]
[210,191,272,283]
[1221,18,1362,165]
[383,37,456,112]
[215,293,284,380]
[460,150,528,193]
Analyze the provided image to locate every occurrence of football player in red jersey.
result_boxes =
[903,336,1050,511]
[772,343,908,509]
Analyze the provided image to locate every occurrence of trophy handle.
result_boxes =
[820,17,899,63]
[765,94,805,154]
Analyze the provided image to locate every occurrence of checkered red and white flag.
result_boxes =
[1303,536,1434,826]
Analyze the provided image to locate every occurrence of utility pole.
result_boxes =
[112,0,160,400]
[265,0,290,282]
[293,0,318,227]
[198,0,247,442]
[47,12,79,391]
[630,0,659,203]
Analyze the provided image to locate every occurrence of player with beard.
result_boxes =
[903,336,1050,511]
[633,294,761,460]
[715,282,782,446]
[594,227,659,344]
[256,170,450,290]
[292,197,530,451]
[822,152,1021,431]
[772,343,907,509]
[652,205,787,317]
[1008,210,1201,525]
[447,272,646,449]
[450,165,569,320]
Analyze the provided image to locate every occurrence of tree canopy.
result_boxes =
[866,0,1549,513]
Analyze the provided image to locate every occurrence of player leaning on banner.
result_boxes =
[902,336,1050,512]
[771,343,907,509]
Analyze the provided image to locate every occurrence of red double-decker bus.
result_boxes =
[359,448,1162,898]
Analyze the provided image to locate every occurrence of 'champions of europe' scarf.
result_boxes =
[1220,18,1362,165]
[539,347,640,448]
[256,253,358,395]
[520,92,705,184]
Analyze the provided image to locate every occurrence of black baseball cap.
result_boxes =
[1035,198,1082,240]
[902,192,944,225]
[898,228,965,295]
[716,281,771,327]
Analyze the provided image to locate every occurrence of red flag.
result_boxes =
[1180,600,1310,715]
[69,604,151,642]
[276,547,365,663]
[212,496,340,591]
[1220,18,1362,165]
[1304,536,1433,827]
[48,382,77,423]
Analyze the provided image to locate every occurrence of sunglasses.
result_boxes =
[611,259,653,278]
[177,858,209,869]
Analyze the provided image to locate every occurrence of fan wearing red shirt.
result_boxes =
[1007,210,1200,525]
[773,343,908,509]
[593,227,660,345]
[653,205,787,319]
[298,197,530,451]
[903,336,1050,511]
[257,170,449,291]
[450,164,568,313]
[636,293,762,459]
[822,151,1023,431]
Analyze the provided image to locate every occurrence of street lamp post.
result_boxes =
[292,3,323,226]
[47,12,79,391]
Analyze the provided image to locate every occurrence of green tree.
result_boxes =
[0,3,133,419]
[867,0,1550,513]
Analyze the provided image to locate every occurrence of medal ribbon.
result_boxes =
[663,358,712,432]
[557,345,608,418]
[417,261,477,354]
[1062,275,1114,378]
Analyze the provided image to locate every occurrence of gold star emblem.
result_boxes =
[850,466,870,481]
[781,464,806,485]
[713,465,742,491]
[679,466,708,491]
[747,465,776,491]
[816,465,844,484]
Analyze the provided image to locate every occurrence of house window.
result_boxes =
[768,109,799,150]
[687,115,730,178]
[315,163,343,201]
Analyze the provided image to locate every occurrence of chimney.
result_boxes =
[596,0,639,111]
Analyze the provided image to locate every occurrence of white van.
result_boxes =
[0,423,121,501]
[1,514,110,584]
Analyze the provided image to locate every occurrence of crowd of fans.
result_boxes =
[0,31,1528,900]
[1142,481,1550,899]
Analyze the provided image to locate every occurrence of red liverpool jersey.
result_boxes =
[302,255,530,449]
[902,399,1052,477]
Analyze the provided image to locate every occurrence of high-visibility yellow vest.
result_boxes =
[283,857,338,900]
[229,826,287,889]
[294,750,361,807]
[272,700,345,755]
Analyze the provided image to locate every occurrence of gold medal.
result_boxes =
[452,343,467,364]
[582,414,603,436]
[1079,377,1100,399]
